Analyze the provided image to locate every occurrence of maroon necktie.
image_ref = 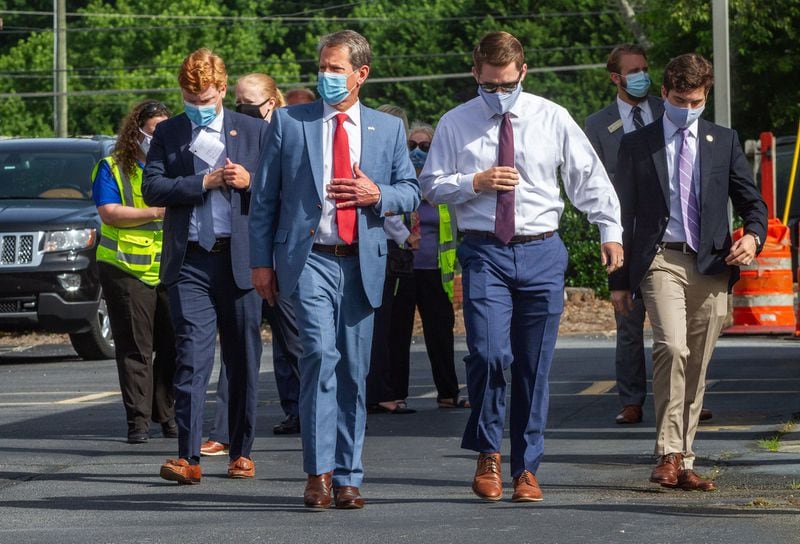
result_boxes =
[333,113,356,244]
[494,113,515,244]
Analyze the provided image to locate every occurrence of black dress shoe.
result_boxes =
[127,431,149,444]
[273,414,301,435]
[161,420,178,438]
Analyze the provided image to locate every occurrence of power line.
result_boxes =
[0,63,606,99]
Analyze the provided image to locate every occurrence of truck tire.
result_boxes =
[69,294,115,360]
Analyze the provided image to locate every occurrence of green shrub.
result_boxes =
[560,198,609,299]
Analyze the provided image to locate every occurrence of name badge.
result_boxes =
[189,129,225,167]
[607,119,623,134]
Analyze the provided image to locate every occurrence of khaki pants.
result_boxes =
[640,249,728,470]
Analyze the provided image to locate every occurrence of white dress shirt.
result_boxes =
[420,92,622,244]
[188,109,231,240]
[315,101,362,245]
[662,113,701,243]
[616,96,655,134]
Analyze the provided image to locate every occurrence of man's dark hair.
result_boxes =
[663,53,714,94]
[606,44,648,74]
[473,31,524,72]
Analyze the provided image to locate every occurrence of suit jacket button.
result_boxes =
[310,229,315,236]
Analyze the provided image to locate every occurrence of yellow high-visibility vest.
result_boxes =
[436,204,457,301]
[93,157,163,286]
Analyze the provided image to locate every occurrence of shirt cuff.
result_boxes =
[598,224,623,245]
[459,173,478,198]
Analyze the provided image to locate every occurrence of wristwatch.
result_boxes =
[746,231,761,247]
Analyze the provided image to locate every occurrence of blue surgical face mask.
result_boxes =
[184,102,218,126]
[663,99,705,129]
[409,148,428,171]
[477,83,522,115]
[623,71,651,98]
[317,71,354,106]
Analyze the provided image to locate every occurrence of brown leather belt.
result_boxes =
[462,230,556,243]
[186,238,230,253]
[661,242,696,255]
[312,243,359,257]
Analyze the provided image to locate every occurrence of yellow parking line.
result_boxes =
[56,391,119,404]
[577,380,616,396]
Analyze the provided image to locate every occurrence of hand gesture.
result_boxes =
[327,162,381,208]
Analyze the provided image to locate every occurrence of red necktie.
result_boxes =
[333,113,356,244]
[494,113,515,244]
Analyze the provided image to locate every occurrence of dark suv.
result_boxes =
[0,137,116,359]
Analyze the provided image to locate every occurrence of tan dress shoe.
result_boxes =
[649,453,682,487]
[615,405,643,424]
[160,458,202,485]
[334,486,365,509]
[227,456,255,479]
[304,472,333,509]
[511,470,543,502]
[678,469,717,491]
[200,440,229,456]
[472,452,502,501]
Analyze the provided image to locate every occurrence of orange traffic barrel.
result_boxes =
[725,218,795,335]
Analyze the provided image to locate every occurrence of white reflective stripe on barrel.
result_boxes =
[732,294,795,307]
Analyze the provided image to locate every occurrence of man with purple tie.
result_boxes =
[420,31,623,503]
[609,53,766,492]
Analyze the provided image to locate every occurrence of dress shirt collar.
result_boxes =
[616,96,652,122]
[189,107,225,133]
[662,109,698,140]
[323,100,361,126]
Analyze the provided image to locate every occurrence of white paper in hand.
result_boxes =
[189,129,225,167]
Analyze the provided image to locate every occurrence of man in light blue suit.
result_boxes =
[250,29,420,510]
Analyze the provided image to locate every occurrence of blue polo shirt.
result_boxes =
[92,160,144,207]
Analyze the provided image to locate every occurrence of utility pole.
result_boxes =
[54,0,68,136]
[712,0,731,128]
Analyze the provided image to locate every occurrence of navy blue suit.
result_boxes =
[142,109,268,462]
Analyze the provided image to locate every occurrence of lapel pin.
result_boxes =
[368,126,375,131]
[229,129,238,137]
[607,119,623,133]
[706,134,713,142]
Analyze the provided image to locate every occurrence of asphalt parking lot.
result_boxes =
[0,335,798,544]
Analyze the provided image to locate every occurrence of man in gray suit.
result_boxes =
[585,44,665,425]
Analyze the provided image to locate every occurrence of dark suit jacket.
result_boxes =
[584,95,664,181]
[142,109,269,288]
[608,117,767,294]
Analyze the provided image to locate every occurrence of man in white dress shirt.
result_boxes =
[420,31,623,503]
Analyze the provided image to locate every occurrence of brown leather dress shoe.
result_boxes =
[649,453,682,487]
[472,452,502,501]
[160,458,202,485]
[227,456,255,479]
[511,470,543,502]
[200,440,229,457]
[699,408,713,421]
[678,469,717,491]
[334,486,365,509]
[615,405,643,424]
[304,472,333,509]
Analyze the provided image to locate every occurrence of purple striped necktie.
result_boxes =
[678,128,700,251]
[494,112,515,244]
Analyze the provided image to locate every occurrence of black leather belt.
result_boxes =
[187,238,230,253]
[312,243,358,257]
[462,230,556,243]
[661,242,696,255]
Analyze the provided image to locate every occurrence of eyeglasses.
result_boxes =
[408,140,431,152]
[478,73,523,94]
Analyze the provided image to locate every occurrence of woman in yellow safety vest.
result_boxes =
[92,100,176,444]
[385,122,467,411]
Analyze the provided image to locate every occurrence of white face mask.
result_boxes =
[138,129,153,156]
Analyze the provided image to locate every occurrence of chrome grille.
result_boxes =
[0,233,40,267]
